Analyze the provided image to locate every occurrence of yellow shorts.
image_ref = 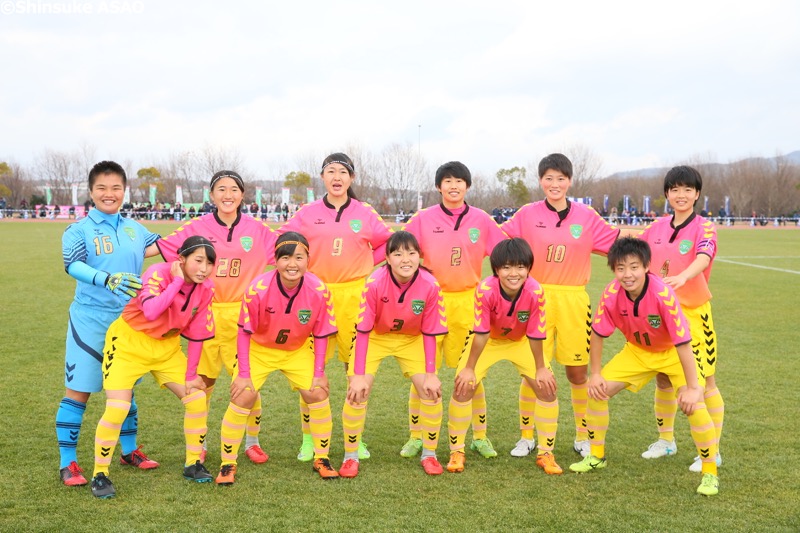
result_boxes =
[196,302,240,380]
[327,279,366,364]
[601,342,705,393]
[439,289,475,368]
[347,332,428,378]
[240,337,314,391]
[682,301,718,378]
[102,318,186,390]
[455,336,550,384]
[541,284,591,367]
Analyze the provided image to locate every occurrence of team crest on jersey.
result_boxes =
[468,228,480,244]
[517,310,530,322]
[647,315,662,328]
[679,240,692,255]
[411,299,425,315]
[570,224,583,239]
[298,309,312,325]
[350,220,362,233]
[240,236,253,252]
[123,227,136,240]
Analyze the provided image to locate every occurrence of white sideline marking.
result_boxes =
[720,256,799,259]
[715,258,800,275]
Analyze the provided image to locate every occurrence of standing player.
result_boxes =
[280,153,392,462]
[637,166,724,472]
[401,161,507,460]
[503,153,619,469]
[90,236,217,498]
[214,232,340,484]
[57,161,160,487]
[340,232,448,478]
[157,170,277,465]
[446,238,556,473]
[569,238,719,496]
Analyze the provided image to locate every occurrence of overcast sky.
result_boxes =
[1,0,798,180]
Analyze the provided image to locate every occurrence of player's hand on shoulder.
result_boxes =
[105,272,144,301]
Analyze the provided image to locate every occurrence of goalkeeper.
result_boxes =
[56,161,162,488]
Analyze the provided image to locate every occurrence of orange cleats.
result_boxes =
[60,461,88,486]
[446,451,466,473]
[421,457,443,476]
[245,445,269,464]
[536,452,563,475]
[120,446,159,470]
[313,458,340,480]
[338,458,360,478]
[216,464,237,485]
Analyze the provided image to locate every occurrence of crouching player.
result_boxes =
[215,232,340,485]
[568,237,719,496]
[91,236,217,499]
[340,231,448,478]
[447,238,559,474]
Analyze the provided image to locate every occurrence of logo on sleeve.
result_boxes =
[240,236,253,252]
[570,224,583,239]
[298,309,312,325]
[647,315,662,328]
[123,227,137,240]
[411,299,425,315]
[350,220,362,233]
[517,310,530,322]
[468,228,480,244]
[679,240,692,255]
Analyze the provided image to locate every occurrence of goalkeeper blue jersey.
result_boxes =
[62,209,159,311]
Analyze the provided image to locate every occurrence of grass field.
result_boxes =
[0,221,798,532]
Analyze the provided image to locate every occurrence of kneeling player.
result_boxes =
[568,237,719,496]
[447,238,560,474]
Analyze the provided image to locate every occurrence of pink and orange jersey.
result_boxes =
[402,204,507,292]
[593,273,692,352]
[638,213,717,308]
[473,276,547,342]
[238,270,337,351]
[157,212,277,304]
[122,262,215,342]
[280,198,392,284]
[503,201,619,286]
[357,266,448,337]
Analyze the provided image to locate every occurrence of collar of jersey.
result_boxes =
[439,202,470,230]
[544,199,571,227]
[323,195,352,222]
[624,272,651,316]
[668,211,696,243]
[89,208,121,229]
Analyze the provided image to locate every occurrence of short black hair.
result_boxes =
[435,161,472,188]
[178,235,217,264]
[538,153,573,179]
[490,238,534,275]
[607,237,651,271]
[275,231,310,260]
[88,161,126,189]
[663,165,703,195]
[386,230,421,256]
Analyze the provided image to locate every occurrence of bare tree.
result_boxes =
[378,142,427,214]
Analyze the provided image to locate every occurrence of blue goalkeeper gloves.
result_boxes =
[104,272,143,302]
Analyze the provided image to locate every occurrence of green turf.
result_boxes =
[0,221,798,532]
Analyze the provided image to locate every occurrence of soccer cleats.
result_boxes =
[313,458,340,480]
[183,460,213,482]
[245,444,269,464]
[470,438,498,458]
[215,464,237,485]
[60,461,88,486]
[573,440,591,458]
[535,452,563,475]
[420,456,443,476]
[91,473,116,499]
[120,446,160,469]
[569,455,607,473]
[446,451,466,473]
[339,458,360,478]
[641,439,677,459]
[400,438,423,458]
[696,473,719,496]
[689,452,722,473]
[358,441,371,460]
[297,435,314,462]
[510,438,536,457]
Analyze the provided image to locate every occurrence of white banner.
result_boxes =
[124,186,131,204]
[281,187,290,205]
[71,183,78,205]
[175,185,183,205]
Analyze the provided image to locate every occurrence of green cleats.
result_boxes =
[569,454,607,473]
[400,438,423,458]
[297,434,314,462]
[696,473,719,496]
[358,441,371,460]
[470,438,498,458]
